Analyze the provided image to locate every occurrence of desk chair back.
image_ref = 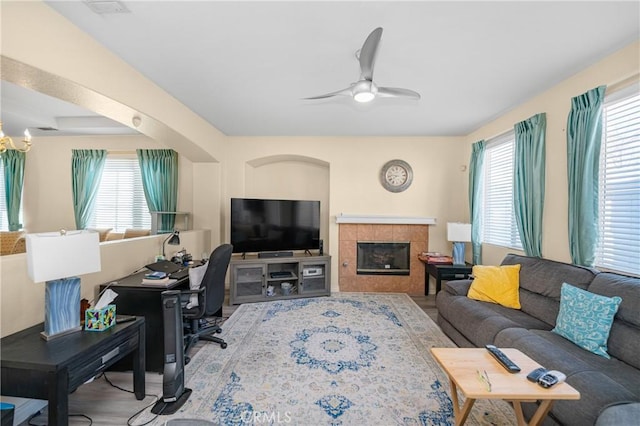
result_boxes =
[201,244,233,316]
[182,244,233,360]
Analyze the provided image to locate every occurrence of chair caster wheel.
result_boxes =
[215,328,222,334]
[185,356,191,365]
[220,342,228,349]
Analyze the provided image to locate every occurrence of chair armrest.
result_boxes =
[181,287,206,318]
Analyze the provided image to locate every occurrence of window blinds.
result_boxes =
[597,86,640,275]
[88,156,151,233]
[483,131,523,250]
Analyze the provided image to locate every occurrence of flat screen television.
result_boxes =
[230,198,320,254]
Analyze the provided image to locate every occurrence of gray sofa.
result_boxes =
[436,253,640,426]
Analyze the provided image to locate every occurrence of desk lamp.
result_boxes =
[26,230,101,340]
[447,223,471,265]
[163,230,181,259]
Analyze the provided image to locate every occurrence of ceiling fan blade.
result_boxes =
[303,87,352,100]
[377,87,421,100]
[359,27,383,81]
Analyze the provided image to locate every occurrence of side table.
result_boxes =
[1,318,145,426]
[419,257,473,295]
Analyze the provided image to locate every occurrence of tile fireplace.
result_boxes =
[338,220,432,294]
[357,241,410,275]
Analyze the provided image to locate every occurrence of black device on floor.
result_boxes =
[485,344,521,373]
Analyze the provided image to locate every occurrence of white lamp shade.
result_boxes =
[26,230,101,283]
[447,223,472,242]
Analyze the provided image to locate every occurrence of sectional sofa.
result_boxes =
[436,254,640,425]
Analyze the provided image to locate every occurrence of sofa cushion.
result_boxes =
[588,272,640,369]
[495,328,640,399]
[468,264,521,308]
[552,371,637,426]
[437,291,549,347]
[501,254,598,324]
[496,328,640,426]
[517,287,561,327]
[552,283,621,359]
[596,403,640,426]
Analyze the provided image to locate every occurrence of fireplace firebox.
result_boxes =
[357,241,410,275]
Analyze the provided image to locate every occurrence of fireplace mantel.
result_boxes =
[335,214,436,225]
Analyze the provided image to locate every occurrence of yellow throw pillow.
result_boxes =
[467,264,521,309]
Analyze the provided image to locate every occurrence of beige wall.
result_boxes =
[22,134,196,232]
[0,230,210,337]
[466,41,639,266]
[1,1,225,162]
[224,136,467,288]
[0,1,638,336]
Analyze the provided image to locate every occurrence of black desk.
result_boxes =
[100,270,189,373]
[1,318,145,426]
[424,262,473,295]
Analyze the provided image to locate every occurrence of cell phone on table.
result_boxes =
[527,367,548,382]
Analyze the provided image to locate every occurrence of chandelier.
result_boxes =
[0,121,32,154]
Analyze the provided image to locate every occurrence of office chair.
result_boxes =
[182,243,233,364]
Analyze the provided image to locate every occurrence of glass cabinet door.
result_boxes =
[232,264,265,303]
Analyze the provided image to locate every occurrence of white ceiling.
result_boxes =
[3,1,639,138]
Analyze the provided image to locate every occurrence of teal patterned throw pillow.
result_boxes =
[552,283,622,358]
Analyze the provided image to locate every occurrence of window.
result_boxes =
[87,155,150,232]
[482,130,523,250]
[596,85,640,276]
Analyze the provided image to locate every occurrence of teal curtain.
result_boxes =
[514,113,546,258]
[1,150,26,231]
[567,86,606,266]
[468,140,485,265]
[137,149,178,233]
[72,149,107,230]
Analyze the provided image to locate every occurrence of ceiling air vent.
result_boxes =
[36,127,58,132]
[84,1,131,15]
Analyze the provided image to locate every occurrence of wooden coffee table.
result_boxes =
[431,347,580,426]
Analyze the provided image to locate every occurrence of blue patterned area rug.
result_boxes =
[149,293,514,425]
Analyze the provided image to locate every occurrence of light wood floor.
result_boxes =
[25,294,437,425]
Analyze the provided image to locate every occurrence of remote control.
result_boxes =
[485,345,521,373]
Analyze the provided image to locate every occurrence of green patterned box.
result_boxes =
[84,304,116,331]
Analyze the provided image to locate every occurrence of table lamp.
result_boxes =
[26,230,101,340]
[163,230,180,259]
[447,223,471,265]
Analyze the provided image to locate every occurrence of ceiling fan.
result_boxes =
[304,27,421,103]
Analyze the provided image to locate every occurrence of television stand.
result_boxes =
[230,253,331,304]
[258,251,294,259]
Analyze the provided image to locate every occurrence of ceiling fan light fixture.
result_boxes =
[353,80,376,103]
[354,90,375,103]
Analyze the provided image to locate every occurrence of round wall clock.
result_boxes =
[380,159,413,192]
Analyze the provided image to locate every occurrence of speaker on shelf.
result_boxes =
[319,239,324,255]
[258,251,294,259]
